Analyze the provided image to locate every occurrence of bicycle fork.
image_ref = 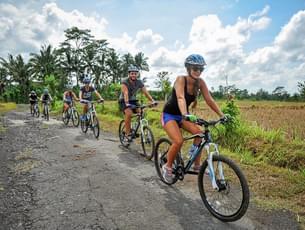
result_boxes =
[205,143,225,191]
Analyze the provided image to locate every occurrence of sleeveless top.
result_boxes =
[163,77,196,115]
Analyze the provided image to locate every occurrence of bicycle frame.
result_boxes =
[130,106,150,138]
[179,126,225,191]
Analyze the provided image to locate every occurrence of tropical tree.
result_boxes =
[82,39,109,90]
[154,71,172,100]
[298,81,305,100]
[29,44,59,83]
[106,49,122,84]
[121,53,135,75]
[134,52,149,71]
[59,27,93,86]
[0,54,31,103]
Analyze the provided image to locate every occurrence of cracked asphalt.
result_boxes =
[0,106,300,230]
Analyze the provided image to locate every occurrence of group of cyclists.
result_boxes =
[29,54,228,184]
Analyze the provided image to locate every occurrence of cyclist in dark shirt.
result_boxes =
[119,65,156,141]
[29,91,38,112]
[40,88,53,117]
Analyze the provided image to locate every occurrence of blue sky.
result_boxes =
[0,0,305,93]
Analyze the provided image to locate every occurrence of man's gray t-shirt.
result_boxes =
[119,77,144,101]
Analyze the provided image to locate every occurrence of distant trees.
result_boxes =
[298,81,305,99]
[154,71,172,101]
[0,26,151,102]
[0,25,304,103]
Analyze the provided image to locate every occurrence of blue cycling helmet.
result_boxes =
[184,54,206,68]
[43,88,49,94]
[128,65,139,72]
[83,74,91,84]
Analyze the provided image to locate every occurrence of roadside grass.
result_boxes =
[0,102,16,132]
[51,99,305,226]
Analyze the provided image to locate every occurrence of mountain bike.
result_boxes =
[30,101,40,118]
[42,100,51,121]
[118,103,156,160]
[62,101,79,127]
[80,99,103,139]
[154,117,250,222]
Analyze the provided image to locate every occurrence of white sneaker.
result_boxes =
[162,165,173,184]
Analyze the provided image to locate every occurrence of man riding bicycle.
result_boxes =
[29,90,38,112]
[40,88,53,116]
[79,74,104,121]
[161,54,228,183]
[118,65,156,142]
[63,83,79,113]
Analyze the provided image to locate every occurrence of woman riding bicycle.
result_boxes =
[118,65,156,142]
[161,54,228,183]
[63,83,79,113]
[79,74,104,121]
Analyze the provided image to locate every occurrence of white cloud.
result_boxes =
[0,2,108,58]
[0,2,304,93]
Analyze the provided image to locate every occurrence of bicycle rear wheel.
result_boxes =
[62,110,69,125]
[72,109,79,127]
[198,155,249,222]
[118,120,130,147]
[154,138,181,185]
[140,125,155,160]
[92,115,100,139]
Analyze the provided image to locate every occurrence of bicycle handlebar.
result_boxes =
[80,99,104,104]
[196,118,222,127]
[130,102,158,110]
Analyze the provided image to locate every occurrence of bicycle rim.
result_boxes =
[92,115,100,138]
[118,120,129,147]
[141,126,155,160]
[63,111,69,125]
[198,155,249,222]
[81,118,88,133]
[72,110,79,127]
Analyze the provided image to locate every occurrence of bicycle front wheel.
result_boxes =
[198,155,249,222]
[81,117,88,133]
[45,105,49,121]
[140,125,155,160]
[62,110,69,125]
[92,115,100,139]
[118,120,130,147]
[34,106,40,118]
[72,109,79,127]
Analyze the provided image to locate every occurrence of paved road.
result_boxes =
[0,107,299,230]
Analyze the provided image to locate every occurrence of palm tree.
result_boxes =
[83,39,109,89]
[121,53,135,75]
[1,54,31,103]
[106,49,122,84]
[59,27,93,86]
[29,44,59,83]
[134,52,149,72]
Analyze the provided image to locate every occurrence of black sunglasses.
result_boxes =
[191,66,204,72]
